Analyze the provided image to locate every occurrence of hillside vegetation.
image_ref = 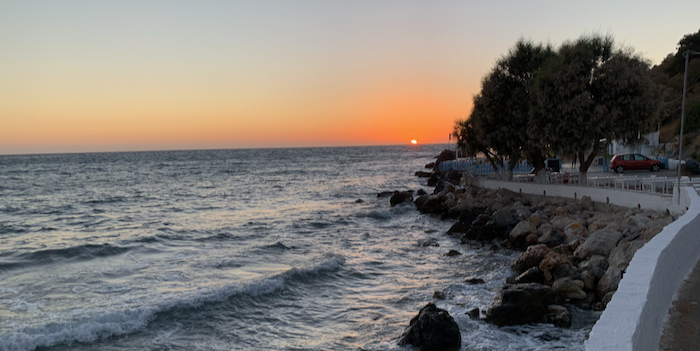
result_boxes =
[652,29,700,159]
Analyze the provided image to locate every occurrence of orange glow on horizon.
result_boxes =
[411,139,417,144]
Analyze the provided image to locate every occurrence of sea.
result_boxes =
[0,145,594,351]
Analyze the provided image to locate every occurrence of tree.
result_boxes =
[530,34,663,184]
[665,29,700,77]
[454,40,554,181]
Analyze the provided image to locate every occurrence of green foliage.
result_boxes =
[664,29,700,77]
[453,39,554,178]
[529,34,663,172]
[455,33,664,182]
[675,102,700,134]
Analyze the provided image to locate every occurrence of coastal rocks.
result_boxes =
[512,244,550,273]
[509,221,537,248]
[597,267,623,300]
[486,283,561,326]
[552,277,587,300]
[406,159,679,327]
[390,191,414,207]
[398,303,461,351]
[515,267,545,284]
[446,208,480,234]
[414,195,444,214]
[417,238,439,247]
[545,304,572,328]
[432,149,457,172]
[573,229,623,259]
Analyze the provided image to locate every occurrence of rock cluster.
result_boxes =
[398,303,461,351]
[394,166,675,329]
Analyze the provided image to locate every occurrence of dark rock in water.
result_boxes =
[398,303,461,351]
[465,278,485,284]
[433,291,446,299]
[545,305,572,328]
[446,250,461,257]
[415,195,444,214]
[427,172,443,186]
[354,199,364,203]
[425,162,436,169]
[443,168,462,185]
[486,283,561,327]
[416,189,427,196]
[490,208,520,229]
[417,238,439,247]
[466,308,480,319]
[515,267,545,285]
[460,225,498,242]
[390,191,414,207]
[415,171,433,178]
[377,191,395,198]
[433,180,455,195]
[432,149,457,172]
[447,208,480,234]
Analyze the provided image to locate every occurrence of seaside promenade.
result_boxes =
[659,257,700,350]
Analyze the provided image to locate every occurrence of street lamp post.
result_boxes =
[676,49,700,204]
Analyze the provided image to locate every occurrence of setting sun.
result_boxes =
[411,139,417,144]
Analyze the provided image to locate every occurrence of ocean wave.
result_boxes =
[0,253,346,351]
[2,244,132,271]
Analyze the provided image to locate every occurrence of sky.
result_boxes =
[1,1,699,155]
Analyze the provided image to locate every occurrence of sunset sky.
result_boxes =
[1,1,699,154]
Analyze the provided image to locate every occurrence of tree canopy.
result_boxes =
[454,34,663,183]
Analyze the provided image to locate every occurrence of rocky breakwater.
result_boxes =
[391,167,674,331]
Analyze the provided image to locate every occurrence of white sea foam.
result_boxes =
[0,253,345,351]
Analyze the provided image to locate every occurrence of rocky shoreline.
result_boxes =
[390,151,675,350]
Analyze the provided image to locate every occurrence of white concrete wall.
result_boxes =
[585,187,700,351]
[480,180,679,214]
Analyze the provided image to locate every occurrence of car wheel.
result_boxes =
[615,166,624,173]
[652,164,660,172]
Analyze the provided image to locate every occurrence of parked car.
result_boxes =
[610,154,664,173]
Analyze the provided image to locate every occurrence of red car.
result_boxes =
[610,153,664,173]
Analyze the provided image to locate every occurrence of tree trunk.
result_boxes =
[535,169,549,184]
[506,157,519,182]
[579,171,588,186]
[577,143,600,186]
[529,152,548,184]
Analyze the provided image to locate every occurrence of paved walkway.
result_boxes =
[659,257,700,351]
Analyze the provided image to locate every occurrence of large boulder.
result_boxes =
[390,191,414,207]
[415,195,443,214]
[447,208,480,234]
[509,221,537,248]
[538,228,566,248]
[620,214,653,233]
[553,277,587,300]
[433,180,456,195]
[432,149,457,172]
[573,229,623,259]
[597,266,623,299]
[486,283,561,326]
[512,244,551,273]
[491,208,520,228]
[545,304,572,328]
[398,303,461,351]
[515,267,545,285]
[608,240,645,269]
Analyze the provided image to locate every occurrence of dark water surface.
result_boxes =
[0,146,590,350]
